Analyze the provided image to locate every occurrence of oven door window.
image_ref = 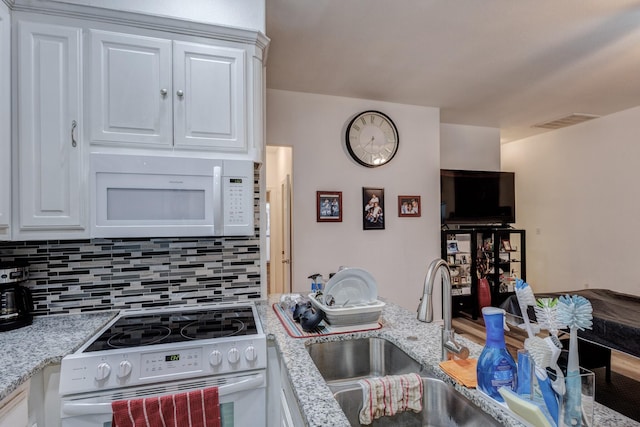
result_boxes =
[220,402,234,427]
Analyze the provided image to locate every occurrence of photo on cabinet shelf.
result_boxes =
[446,240,459,254]
[501,239,513,251]
[458,265,470,277]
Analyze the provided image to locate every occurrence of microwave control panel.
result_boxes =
[222,160,254,236]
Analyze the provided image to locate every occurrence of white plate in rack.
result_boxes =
[323,267,377,306]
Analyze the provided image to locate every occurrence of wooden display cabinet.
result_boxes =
[441,227,526,319]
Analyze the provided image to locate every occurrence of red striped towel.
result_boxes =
[358,373,423,424]
[111,386,220,427]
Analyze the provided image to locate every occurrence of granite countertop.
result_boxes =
[0,311,116,401]
[1,301,637,427]
[261,295,640,427]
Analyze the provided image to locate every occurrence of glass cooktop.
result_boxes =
[84,306,258,353]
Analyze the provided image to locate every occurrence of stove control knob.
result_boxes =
[95,362,111,381]
[117,360,132,379]
[227,348,240,364]
[209,350,223,367]
[245,345,257,362]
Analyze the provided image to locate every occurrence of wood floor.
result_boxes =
[452,316,640,382]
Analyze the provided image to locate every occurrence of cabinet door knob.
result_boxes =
[71,120,78,148]
[160,88,168,96]
[176,90,184,98]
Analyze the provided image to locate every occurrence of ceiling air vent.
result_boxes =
[533,113,600,130]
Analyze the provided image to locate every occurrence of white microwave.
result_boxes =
[91,154,254,238]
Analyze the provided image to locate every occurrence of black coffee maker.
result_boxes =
[0,261,34,332]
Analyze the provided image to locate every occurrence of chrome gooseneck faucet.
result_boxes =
[417,259,470,361]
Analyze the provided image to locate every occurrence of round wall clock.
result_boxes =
[345,110,399,168]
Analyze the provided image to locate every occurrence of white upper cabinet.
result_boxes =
[15,20,86,239]
[0,2,10,240]
[90,30,172,147]
[90,30,247,153]
[7,1,267,240]
[173,41,245,150]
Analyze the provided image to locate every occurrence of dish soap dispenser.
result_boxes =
[307,273,324,294]
[477,307,517,402]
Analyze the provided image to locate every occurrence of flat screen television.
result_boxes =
[440,169,515,225]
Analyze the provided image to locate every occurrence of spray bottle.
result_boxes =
[477,307,517,402]
[307,273,324,294]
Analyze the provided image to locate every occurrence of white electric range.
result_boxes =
[59,301,266,427]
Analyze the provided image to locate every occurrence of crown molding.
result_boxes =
[10,0,270,52]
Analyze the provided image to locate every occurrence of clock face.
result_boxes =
[346,111,399,167]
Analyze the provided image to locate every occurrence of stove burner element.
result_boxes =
[82,305,259,353]
[107,326,172,348]
[180,315,246,340]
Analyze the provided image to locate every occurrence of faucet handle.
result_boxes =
[447,341,470,360]
[442,329,470,360]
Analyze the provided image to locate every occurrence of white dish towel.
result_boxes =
[358,373,423,425]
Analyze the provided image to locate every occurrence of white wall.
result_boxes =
[502,105,640,296]
[441,124,501,171]
[52,0,266,32]
[267,89,442,314]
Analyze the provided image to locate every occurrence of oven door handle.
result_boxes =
[61,373,265,416]
[217,372,264,396]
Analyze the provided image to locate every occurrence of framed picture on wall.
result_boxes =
[316,191,342,222]
[362,187,384,230]
[398,195,421,217]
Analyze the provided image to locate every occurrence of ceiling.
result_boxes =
[265,1,640,143]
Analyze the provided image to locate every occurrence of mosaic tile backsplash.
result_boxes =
[0,169,262,315]
[0,236,261,315]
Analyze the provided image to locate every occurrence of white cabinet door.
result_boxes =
[0,2,10,240]
[279,358,304,427]
[16,21,86,237]
[0,381,29,427]
[90,30,172,146]
[173,41,245,150]
[90,34,245,152]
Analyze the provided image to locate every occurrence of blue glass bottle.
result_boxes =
[477,307,517,402]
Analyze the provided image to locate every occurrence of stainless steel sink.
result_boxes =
[306,337,427,385]
[306,338,501,426]
[334,378,501,426]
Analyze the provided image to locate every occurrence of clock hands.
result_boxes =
[363,136,375,149]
